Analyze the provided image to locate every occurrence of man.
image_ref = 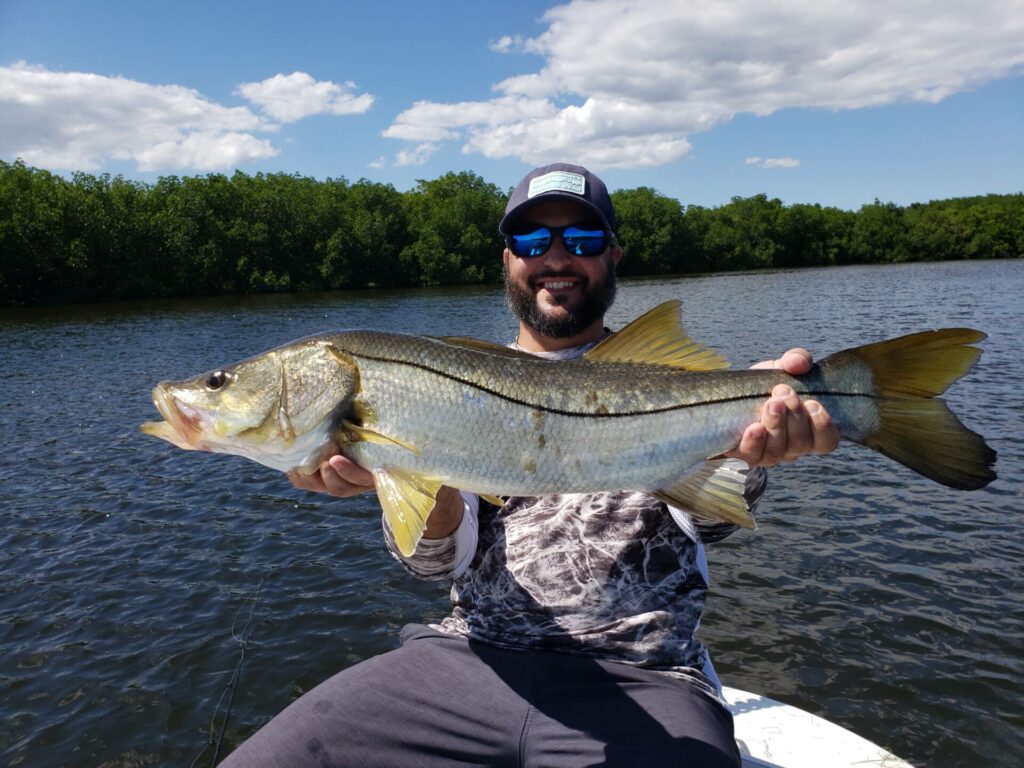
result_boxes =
[222,163,839,767]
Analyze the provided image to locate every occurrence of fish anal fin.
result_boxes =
[653,460,756,529]
[342,419,421,455]
[374,468,445,557]
[585,300,730,370]
[478,493,506,508]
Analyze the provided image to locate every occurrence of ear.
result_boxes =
[610,243,623,267]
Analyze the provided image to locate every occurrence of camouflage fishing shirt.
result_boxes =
[381,339,765,702]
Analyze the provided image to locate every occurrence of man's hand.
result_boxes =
[724,348,840,467]
[288,454,374,497]
[288,452,465,540]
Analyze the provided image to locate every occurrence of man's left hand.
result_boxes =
[724,348,841,467]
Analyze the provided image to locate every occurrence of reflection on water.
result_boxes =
[1,260,1021,767]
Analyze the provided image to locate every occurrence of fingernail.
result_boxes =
[806,402,820,415]
[775,385,793,398]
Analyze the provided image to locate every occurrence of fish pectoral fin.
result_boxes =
[341,420,421,455]
[585,300,730,371]
[478,493,506,508]
[653,460,756,529]
[374,468,444,556]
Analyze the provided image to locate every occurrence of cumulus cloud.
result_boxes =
[236,72,373,122]
[746,156,801,169]
[385,0,1024,169]
[0,63,371,172]
[394,142,439,167]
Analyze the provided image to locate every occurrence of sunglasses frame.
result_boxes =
[505,224,614,259]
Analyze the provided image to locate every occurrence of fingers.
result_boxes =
[766,384,812,463]
[723,386,839,467]
[750,348,813,374]
[723,421,768,465]
[288,455,375,498]
[805,400,840,454]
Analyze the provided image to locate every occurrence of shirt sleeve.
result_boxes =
[667,461,767,544]
[382,492,479,580]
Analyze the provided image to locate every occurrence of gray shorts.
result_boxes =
[220,624,740,768]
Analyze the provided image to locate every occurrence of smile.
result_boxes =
[536,279,578,290]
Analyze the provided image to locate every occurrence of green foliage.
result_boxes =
[0,158,1020,306]
[400,172,506,286]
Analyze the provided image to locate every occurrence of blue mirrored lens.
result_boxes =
[509,226,607,257]
[562,226,606,256]
[510,228,553,257]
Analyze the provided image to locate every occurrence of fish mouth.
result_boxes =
[139,386,209,451]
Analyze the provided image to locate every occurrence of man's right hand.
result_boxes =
[288,454,375,498]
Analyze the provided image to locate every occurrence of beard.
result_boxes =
[503,255,618,339]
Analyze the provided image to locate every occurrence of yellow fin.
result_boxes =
[653,460,756,529]
[825,327,996,489]
[585,300,729,370]
[342,420,421,455]
[374,468,443,556]
[478,493,506,508]
[847,327,987,398]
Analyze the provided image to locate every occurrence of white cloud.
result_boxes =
[0,63,371,172]
[368,155,387,169]
[236,72,374,122]
[384,0,1024,170]
[746,156,800,169]
[489,35,525,53]
[394,142,439,167]
[0,62,277,171]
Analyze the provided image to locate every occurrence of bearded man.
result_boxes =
[222,163,838,767]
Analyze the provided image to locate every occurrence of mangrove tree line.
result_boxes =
[1,159,1020,306]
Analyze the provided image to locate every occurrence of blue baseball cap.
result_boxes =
[499,163,617,235]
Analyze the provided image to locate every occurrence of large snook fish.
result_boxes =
[141,301,996,555]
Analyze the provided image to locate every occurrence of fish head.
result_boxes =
[141,339,359,473]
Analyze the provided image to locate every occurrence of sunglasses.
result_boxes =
[506,225,612,258]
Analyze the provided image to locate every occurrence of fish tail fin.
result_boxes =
[824,329,997,490]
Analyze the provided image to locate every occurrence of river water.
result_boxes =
[1,260,1021,768]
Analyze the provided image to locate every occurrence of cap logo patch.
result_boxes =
[528,171,585,199]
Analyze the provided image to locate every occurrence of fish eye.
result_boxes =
[206,371,229,390]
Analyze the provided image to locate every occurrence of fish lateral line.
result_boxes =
[345,349,881,419]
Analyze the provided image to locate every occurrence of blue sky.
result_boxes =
[1,0,1021,210]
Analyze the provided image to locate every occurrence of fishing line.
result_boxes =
[189,576,264,768]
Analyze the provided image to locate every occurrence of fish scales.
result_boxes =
[335,331,783,495]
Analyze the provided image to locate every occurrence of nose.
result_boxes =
[541,236,573,268]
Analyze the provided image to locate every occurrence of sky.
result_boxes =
[1,0,1022,210]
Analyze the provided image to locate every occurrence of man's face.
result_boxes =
[502,199,621,339]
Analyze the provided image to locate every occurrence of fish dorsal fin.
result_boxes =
[653,459,756,529]
[584,301,730,370]
[437,336,537,360]
[374,468,445,556]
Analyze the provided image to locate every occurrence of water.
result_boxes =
[1,260,1021,768]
